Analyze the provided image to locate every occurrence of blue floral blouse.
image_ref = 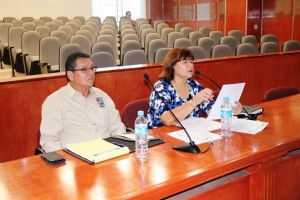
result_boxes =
[147,79,215,128]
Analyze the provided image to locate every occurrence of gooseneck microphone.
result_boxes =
[194,70,257,120]
[144,73,212,153]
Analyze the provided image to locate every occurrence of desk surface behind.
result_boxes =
[0,95,300,199]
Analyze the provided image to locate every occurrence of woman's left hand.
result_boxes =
[232,101,243,115]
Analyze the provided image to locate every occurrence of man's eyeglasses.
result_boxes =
[71,66,98,73]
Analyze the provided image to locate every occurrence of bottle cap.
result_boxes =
[137,110,144,116]
[223,96,229,101]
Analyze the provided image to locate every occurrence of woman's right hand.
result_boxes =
[193,88,214,106]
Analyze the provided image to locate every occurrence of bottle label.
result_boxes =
[135,124,148,136]
[221,109,232,118]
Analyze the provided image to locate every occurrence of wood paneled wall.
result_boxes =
[150,0,300,44]
[0,52,300,163]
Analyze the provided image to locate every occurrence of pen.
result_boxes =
[94,147,121,157]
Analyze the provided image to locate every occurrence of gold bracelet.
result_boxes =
[189,100,196,109]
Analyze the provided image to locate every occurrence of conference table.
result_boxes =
[1,95,300,199]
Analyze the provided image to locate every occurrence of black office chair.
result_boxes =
[35,129,45,155]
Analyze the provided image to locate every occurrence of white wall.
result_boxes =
[0,0,92,19]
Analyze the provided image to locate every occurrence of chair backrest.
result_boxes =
[157,23,169,35]
[75,30,94,44]
[148,39,167,63]
[74,16,86,25]
[122,34,139,44]
[69,35,92,54]
[32,19,45,27]
[211,44,233,58]
[40,37,61,73]
[35,26,51,37]
[188,46,206,60]
[153,20,164,32]
[21,31,41,56]
[58,25,74,39]
[161,27,175,43]
[52,19,64,26]
[260,34,278,45]
[57,16,69,24]
[91,42,116,66]
[154,47,172,63]
[167,32,184,48]
[65,22,80,31]
[21,16,34,22]
[236,43,259,55]
[189,31,203,46]
[120,40,142,65]
[282,40,300,52]
[80,24,97,41]
[8,26,26,64]
[198,37,215,58]
[199,26,211,37]
[260,42,279,54]
[123,50,148,66]
[241,35,258,47]
[263,87,300,102]
[0,23,13,44]
[209,30,223,45]
[121,98,149,129]
[228,30,245,44]
[174,22,186,32]
[96,34,118,61]
[140,28,155,49]
[180,27,193,38]
[9,26,26,49]
[90,52,116,68]
[44,22,58,31]
[144,33,161,55]
[121,29,136,39]
[138,24,152,39]
[50,30,69,45]
[174,38,192,48]
[59,43,82,72]
[11,19,24,27]
[22,22,37,31]
[220,36,238,55]
[40,16,52,23]
[92,41,113,54]
[3,17,16,23]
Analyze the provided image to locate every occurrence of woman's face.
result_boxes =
[173,59,194,80]
[126,12,131,18]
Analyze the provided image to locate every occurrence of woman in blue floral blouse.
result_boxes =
[147,48,242,128]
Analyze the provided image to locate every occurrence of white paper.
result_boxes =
[231,117,269,135]
[177,117,221,132]
[207,83,246,120]
[168,129,222,144]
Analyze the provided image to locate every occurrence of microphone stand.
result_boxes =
[144,73,213,154]
[194,71,258,120]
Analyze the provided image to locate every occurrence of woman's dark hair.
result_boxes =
[159,48,194,81]
[65,52,90,81]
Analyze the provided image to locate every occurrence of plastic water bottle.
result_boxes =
[135,110,148,160]
[220,96,232,137]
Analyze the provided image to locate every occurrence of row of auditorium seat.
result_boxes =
[1,15,300,76]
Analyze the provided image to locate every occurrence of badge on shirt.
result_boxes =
[96,97,105,108]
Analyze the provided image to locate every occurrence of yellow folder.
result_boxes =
[65,139,130,164]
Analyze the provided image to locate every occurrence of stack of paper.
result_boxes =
[64,139,130,164]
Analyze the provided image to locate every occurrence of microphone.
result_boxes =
[194,70,258,120]
[144,73,213,153]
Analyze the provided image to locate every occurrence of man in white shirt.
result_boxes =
[40,52,126,152]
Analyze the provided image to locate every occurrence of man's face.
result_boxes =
[67,58,96,90]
